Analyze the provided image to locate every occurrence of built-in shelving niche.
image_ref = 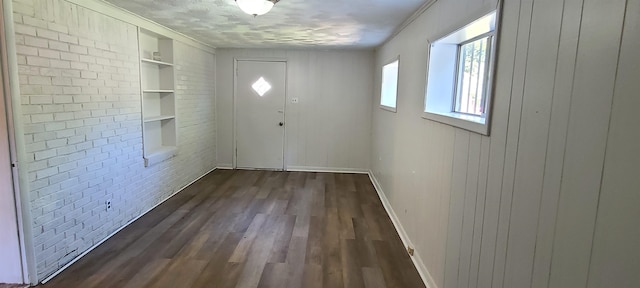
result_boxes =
[139,28,177,167]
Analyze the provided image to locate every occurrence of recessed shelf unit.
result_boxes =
[139,28,177,167]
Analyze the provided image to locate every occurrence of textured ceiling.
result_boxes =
[103,0,428,48]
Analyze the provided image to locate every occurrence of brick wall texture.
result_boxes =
[12,0,217,280]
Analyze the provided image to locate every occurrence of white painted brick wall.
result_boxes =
[12,0,217,280]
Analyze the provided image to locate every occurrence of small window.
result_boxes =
[454,35,492,116]
[424,10,498,135]
[380,58,399,112]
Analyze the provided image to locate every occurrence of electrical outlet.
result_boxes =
[407,246,415,256]
[291,97,299,103]
[105,200,112,212]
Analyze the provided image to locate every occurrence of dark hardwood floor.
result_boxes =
[40,170,425,288]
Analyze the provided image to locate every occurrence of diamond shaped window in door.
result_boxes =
[252,77,272,97]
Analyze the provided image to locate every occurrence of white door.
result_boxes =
[236,60,286,170]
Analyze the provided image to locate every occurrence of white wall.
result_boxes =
[371,0,640,288]
[0,163,22,284]
[0,45,23,283]
[371,1,501,287]
[574,0,639,286]
[10,0,216,281]
[0,183,22,284]
[216,48,373,172]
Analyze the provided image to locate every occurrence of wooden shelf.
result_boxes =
[143,89,174,93]
[144,115,175,123]
[141,58,173,66]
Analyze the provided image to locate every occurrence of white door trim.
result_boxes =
[232,58,288,170]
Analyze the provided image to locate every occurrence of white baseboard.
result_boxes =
[40,166,218,284]
[286,166,369,174]
[367,170,437,288]
[215,165,234,170]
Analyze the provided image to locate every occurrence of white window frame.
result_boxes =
[380,56,400,112]
[423,9,500,135]
[453,32,493,116]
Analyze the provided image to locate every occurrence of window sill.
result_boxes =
[422,111,489,135]
[380,105,397,113]
[144,146,177,167]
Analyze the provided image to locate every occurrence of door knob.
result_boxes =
[279,122,284,126]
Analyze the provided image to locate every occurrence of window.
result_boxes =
[455,35,492,116]
[380,58,399,112]
[424,10,498,135]
[252,77,272,96]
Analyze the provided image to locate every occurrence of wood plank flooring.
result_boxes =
[40,170,425,288]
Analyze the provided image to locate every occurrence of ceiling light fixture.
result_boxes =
[235,0,279,17]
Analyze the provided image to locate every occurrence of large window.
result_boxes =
[424,11,498,135]
[380,58,399,112]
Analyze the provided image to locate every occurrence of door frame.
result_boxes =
[0,0,31,284]
[232,58,288,170]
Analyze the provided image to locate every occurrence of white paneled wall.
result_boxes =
[216,49,373,172]
[372,1,501,287]
[10,0,216,281]
[371,0,640,288]
[587,1,640,286]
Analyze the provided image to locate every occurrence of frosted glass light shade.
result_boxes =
[236,0,275,16]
